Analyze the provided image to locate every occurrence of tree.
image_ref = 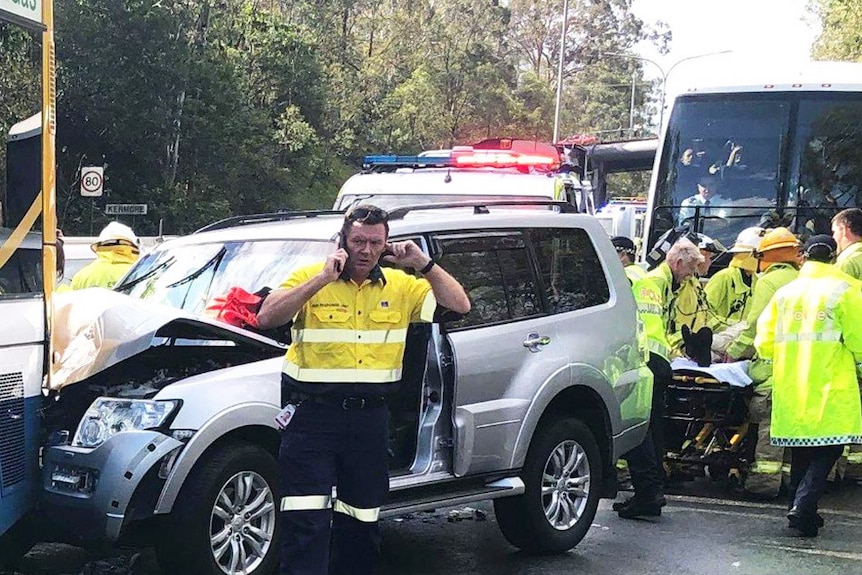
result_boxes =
[811,0,862,61]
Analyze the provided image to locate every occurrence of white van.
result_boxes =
[334,143,594,212]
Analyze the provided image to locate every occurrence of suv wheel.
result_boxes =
[494,418,601,553]
[156,441,279,575]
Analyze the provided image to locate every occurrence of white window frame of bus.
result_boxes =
[650,93,792,252]
[650,91,862,252]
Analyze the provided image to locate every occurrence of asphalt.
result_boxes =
[6,480,862,575]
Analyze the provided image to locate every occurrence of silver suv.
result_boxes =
[41,204,651,575]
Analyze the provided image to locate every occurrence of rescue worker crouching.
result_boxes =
[70,222,141,290]
[725,227,801,499]
[256,205,470,575]
[706,227,765,357]
[611,236,672,519]
[755,235,862,537]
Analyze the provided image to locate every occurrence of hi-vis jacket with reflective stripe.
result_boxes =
[281,262,435,384]
[647,262,708,358]
[70,246,138,290]
[705,265,755,327]
[755,261,862,447]
[625,265,670,361]
[837,241,862,281]
[727,262,798,360]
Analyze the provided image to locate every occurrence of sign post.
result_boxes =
[80,166,104,197]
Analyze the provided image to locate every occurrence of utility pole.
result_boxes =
[552,0,569,144]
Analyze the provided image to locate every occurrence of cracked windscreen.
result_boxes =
[115,239,332,315]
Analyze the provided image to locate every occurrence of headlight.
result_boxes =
[73,398,179,448]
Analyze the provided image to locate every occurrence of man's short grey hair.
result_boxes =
[667,237,705,267]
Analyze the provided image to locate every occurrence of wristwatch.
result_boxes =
[419,259,436,274]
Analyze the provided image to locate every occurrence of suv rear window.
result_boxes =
[531,227,610,313]
[435,232,541,329]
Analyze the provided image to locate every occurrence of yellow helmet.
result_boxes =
[756,227,798,254]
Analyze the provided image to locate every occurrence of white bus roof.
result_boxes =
[676,61,862,96]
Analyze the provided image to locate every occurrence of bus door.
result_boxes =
[0,116,45,541]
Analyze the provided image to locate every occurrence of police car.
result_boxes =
[334,139,594,213]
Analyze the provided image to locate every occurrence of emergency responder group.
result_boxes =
[611,207,862,538]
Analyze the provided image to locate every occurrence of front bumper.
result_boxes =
[41,430,183,542]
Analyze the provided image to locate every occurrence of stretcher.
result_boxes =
[663,360,756,483]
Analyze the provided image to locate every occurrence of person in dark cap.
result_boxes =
[802,234,838,264]
[755,232,862,537]
[610,235,671,519]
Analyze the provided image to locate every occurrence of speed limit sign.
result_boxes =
[80,166,104,197]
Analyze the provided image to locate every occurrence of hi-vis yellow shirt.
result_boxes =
[281,263,436,384]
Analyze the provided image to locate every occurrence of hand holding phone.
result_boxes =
[321,248,348,282]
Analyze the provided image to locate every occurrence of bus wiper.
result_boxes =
[166,247,226,288]
[115,256,176,292]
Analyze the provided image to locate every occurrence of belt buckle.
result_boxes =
[342,397,366,410]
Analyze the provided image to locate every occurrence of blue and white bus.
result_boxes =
[0,0,57,564]
[643,61,862,258]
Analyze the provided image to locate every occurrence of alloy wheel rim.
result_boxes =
[209,471,276,574]
[541,439,590,530]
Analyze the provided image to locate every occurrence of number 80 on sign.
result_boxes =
[80,166,104,197]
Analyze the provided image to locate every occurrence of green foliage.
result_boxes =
[1,0,669,234]
[811,0,862,61]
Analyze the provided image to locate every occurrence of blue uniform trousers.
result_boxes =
[278,400,390,575]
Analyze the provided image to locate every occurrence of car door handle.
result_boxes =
[523,333,551,352]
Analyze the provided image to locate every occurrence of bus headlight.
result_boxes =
[72,398,179,448]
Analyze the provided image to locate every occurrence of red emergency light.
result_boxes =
[450,148,559,169]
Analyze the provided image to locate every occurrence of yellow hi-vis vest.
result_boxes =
[281,263,436,384]
[647,262,709,358]
[625,265,670,361]
[70,246,139,290]
[837,241,862,281]
[755,261,862,447]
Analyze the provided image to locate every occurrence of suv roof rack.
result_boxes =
[386,200,578,220]
[194,210,345,233]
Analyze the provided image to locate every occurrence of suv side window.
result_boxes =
[434,231,541,329]
[530,227,609,313]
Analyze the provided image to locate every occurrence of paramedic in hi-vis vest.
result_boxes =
[610,236,671,519]
[831,208,862,483]
[256,205,470,575]
[755,235,862,537]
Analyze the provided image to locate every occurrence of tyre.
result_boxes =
[494,418,602,554]
[156,441,279,575]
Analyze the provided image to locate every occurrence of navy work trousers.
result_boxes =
[278,400,390,575]
[788,444,844,515]
[622,353,671,499]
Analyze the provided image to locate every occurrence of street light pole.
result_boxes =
[552,0,569,144]
[604,50,732,131]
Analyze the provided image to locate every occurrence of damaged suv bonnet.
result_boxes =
[51,289,284,393]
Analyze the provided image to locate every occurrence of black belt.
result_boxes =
[286,392,386,410]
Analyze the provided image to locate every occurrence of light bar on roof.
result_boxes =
[363,147,559,170]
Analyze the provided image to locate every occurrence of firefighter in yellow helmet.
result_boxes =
[706,227,764,326]
[726,227,801,498]
[755,235,862,537]
[70,222,140,290]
